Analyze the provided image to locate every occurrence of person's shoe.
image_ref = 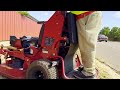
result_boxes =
[77,66,84,72]
[66,66,84,79]
[73,70,97,79]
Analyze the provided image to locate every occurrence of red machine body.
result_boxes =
[0,11,81,79]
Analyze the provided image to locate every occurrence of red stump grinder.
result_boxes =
[0,11,98,79]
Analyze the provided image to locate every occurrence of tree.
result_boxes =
[109,27,120,41]
[100,27,120,41]
[17,11,30,17]
[115,28,120,41]
[100,27,110,36]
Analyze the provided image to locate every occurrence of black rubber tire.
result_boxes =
[26,59,58,79]
[0,59,1,64]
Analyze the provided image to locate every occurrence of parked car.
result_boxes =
[98,34,108,42]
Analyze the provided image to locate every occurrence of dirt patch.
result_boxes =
[0,41,10,46]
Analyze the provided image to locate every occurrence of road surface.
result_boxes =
[96,41,120,72]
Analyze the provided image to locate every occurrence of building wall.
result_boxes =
[0,11,42,41]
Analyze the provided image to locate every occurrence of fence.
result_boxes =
[0,11,42,41]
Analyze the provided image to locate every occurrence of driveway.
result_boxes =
[96,41,120,72]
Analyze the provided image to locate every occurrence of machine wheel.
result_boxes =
[26,60,58,79]
[0,59,1,64]
[0,54,2,64]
